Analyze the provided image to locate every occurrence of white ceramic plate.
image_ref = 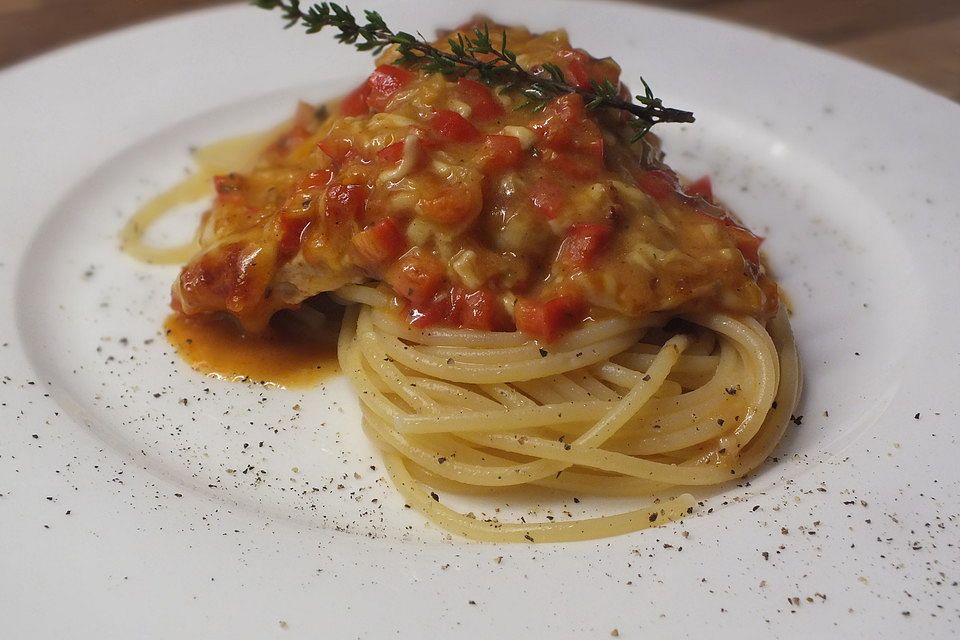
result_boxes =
[2,1,958,637]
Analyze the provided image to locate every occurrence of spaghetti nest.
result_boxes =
[334,284,801,543]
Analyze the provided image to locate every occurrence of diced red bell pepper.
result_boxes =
[213,174,247,205]
[351,217,407,266]
[408,291,454,328]
[298,168,332,190]
[635,169,678,202]
[214,173,245,198]
[532,93,586,148]
[557,48,621,90]
[559,49,592,89]
[530,177,566,219]
[725,224,763,266]
[340,81,371,117]
[686,175,713,202]
[454,288,501,331]
[456,77,505,121]
[429,109,481,143]
[514,295,586,343]
[318,135,354,162]
[418,183,482,225]
[402,286,505,331]
[325,183,366,222]
[377,140,406,164]
[532,94,605,174]
[567,58,591,89]
[479,135,523,173]
[557,223,613,268]
[366,65,415,112]
[278,216,310,259]
[386,253,446,305]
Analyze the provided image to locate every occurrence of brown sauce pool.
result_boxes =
[164,301,342,388]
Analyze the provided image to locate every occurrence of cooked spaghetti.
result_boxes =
[125,21,801,542]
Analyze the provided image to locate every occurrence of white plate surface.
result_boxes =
[2,1,958,638]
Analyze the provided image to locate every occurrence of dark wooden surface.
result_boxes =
[1,0,958,100]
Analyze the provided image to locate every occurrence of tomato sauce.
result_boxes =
[171,23,778,342]
[164,302,342,387]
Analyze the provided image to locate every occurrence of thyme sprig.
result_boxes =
[253,0,694,140]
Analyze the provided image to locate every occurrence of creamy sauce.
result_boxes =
[164,302,342,388]
[157,26,776,345]
[168,27,777,337]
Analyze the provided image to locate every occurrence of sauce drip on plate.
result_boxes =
[164,300,341,387]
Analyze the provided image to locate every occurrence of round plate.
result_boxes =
[2,1,958,637]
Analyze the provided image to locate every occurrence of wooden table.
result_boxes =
[1,0,957,101]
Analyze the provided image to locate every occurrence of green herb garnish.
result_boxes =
[253,1,695,140]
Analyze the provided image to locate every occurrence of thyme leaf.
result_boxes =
[253,0,695,139]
